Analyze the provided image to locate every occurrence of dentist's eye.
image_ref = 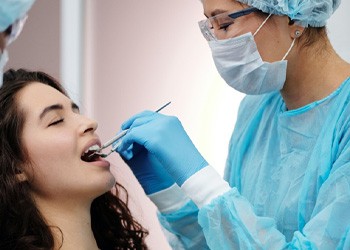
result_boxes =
[48,118,64,127]
[219,21,234,30]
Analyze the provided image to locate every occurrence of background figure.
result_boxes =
[0,0,36,85]
[0,69,148,249]
[116,0,350,249]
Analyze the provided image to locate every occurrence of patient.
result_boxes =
[0,69,148,249]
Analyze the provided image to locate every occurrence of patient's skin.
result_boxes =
[17,82,116,249]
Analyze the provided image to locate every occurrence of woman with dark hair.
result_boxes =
[0,69,148,249]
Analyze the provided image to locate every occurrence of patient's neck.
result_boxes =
[35,196,99,250]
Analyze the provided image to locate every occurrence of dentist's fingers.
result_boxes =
[121,110,155,130]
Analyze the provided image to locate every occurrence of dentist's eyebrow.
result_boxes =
[39,102,80,120]
[205,9,226,18]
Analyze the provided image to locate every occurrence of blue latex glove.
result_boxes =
[117,142,175,195]
[116,111,208,186]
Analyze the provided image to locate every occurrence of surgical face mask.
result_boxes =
[208,15,295,95]
[0,0,34,32]
[0,50,9,87]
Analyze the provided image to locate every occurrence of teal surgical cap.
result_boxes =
[236,0,341,27]
[0,0,35,32]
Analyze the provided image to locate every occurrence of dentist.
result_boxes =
[117,0,350,249]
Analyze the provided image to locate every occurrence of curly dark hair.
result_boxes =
[0,69,148,250]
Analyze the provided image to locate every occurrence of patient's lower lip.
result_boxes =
[89,158,110,168]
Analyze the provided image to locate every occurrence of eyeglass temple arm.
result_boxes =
[228,7,259,19]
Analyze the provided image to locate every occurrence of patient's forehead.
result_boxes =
[16,82,70,119]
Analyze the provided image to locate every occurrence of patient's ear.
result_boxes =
[16,170,28,182]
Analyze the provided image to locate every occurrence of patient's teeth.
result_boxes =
[89,144,100,151]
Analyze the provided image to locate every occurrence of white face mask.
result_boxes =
[0,50,9,87]
[208,15,295,95]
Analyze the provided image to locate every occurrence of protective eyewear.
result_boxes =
[198,7,259,41]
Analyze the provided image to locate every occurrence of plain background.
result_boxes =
[6,1,350,249]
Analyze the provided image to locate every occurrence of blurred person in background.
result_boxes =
[0,0,36,85]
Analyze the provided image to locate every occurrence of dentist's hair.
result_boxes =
[0,69,148,249]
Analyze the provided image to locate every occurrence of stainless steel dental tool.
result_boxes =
[87,101,171,159]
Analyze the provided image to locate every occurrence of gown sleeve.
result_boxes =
[148,184,210,249]
[180,164,350,250]
[152,143,350,249]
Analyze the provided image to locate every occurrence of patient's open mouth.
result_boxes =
[81,145,100,162]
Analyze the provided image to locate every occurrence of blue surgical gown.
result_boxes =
[156,77,350,249]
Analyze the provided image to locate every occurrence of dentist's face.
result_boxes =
[202,0,297,63]
[17,82,115,204]
[202,0,258,39]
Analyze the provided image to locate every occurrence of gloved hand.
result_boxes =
[116,111,208,186]
[117,142,175,195]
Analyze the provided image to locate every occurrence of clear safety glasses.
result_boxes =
[198,7,259,41]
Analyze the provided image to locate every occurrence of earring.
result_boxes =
[295,30,301,37]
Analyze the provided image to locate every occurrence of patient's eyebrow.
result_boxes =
[39,104,63,120]
[39,102,79,120]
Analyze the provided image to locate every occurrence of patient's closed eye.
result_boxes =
[48,118,64,127]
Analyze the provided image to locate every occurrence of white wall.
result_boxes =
[83,1,216,248]
[328,1,350,62]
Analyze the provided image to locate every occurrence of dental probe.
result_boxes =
[89,101,171,158]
